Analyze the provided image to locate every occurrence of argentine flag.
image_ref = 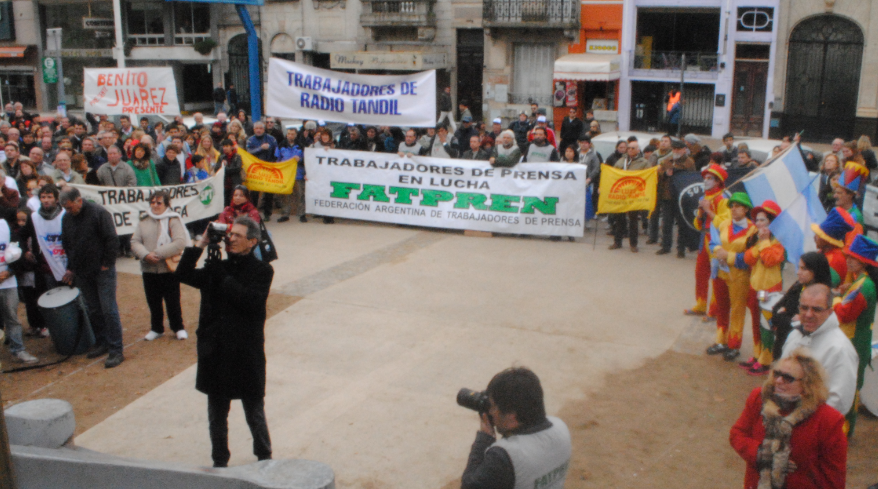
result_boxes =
[739,143,826,264]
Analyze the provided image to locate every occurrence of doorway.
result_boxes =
[730,44,769,137]
[456,29,483,122]
[783,15,863,142]
[226,34,263,114]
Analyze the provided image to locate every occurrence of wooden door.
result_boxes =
[730,61,768,137]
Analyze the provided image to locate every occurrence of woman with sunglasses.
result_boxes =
[730,348,847,489]
[832,234,878,437]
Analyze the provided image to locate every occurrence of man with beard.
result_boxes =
[523,127,559,162]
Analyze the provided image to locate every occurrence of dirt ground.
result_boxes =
[2,272,876,487]
[0,272,299,435]
[442,351,878,489]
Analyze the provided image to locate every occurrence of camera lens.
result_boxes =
[457,388,488,413]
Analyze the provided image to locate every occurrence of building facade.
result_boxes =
[617,0,781,139]
[0,0,44,110]
[771,0,878,143]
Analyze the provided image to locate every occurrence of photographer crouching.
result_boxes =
[459,367,571,489]
[176,216,274,468]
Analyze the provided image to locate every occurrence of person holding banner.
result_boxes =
[97,146,137,188]
[274,130,303,223]
[523,127,559,163]
[658,140,696,257]
[218,139,244,207]
[128,143,161,187]
[832,234,878,437]
[245,122,278,222]
[705,192,755,362]
[490,131,520,168]
[608,141,650,253]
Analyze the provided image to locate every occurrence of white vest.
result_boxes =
[492,416,572,489]
[32,209,68,281]
[0,220,16,290]
[526,143,555,163]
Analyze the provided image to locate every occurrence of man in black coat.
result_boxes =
[177,216,275,468]
[559,107,584,154]
[59,187,124,368]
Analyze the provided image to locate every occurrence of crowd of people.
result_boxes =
[1,95,876,487]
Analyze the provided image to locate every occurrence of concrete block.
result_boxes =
[12,445,335,489]
[463,230,492,238]
[4,399,75,449]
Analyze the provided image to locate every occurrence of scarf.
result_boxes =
[131,157,151,171]
[756,392,816,489]
[147,208,191,249]
[38,204,62,221]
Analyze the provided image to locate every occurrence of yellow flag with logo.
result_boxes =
[237,148,298,194]
[597,164,658,214]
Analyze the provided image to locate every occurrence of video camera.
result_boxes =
[205,222,229,264]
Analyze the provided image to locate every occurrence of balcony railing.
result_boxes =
[632,51,719,73]
[130,34,165,46]
[360,0,435,27]
[174,33,211,45]
[483,0,578,28]
[508,92,554,106]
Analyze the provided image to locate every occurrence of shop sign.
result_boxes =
[585,39,619,54]
[45,49,114,58]
[42,57,58,84]
[83,18,115,30]
[330,52,448,71]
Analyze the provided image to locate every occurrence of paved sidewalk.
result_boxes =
[76,220,739,488]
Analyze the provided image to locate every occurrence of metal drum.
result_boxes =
[861,342,878,416]
[758,292,784,354]
[37,286,95,356]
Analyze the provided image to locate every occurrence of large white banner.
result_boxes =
[305,149,586,237]
[71,169,225,235]
[83,67,180,115]
[266,58,436,127]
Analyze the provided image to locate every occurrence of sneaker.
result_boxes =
[12,351,38,364]
[630,246,639,253]
[738,357,757,369]
[706,343,728,355]
[104,352,124,369]
[86,343,110,359]
[723,349,741,361]
[748,363,770,376]
[299,216,308,223]
[144,331,163,341]
[656,249,671,255]
[39,328,50,338]
[263,215,272,223]
[701,315,717,323]
[176,330,188,340]
[277,216,290,223]
[608,243,622,250]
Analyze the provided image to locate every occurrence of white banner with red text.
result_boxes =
[71,168,224,235]
[304,148,586,237]
[83,67,181,115]
[266,58,436,127]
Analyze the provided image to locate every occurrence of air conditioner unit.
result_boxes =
[295,37,313,51]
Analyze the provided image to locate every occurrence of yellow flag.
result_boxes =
[237,148,298,194]
[597,164,658,214]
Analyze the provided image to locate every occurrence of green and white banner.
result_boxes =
[304,149,587,237]
[71,168,225,235]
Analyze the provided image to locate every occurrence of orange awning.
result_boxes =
[0,47,27,58]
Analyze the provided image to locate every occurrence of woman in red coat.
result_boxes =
[730,348,847,489]
[218,185,261,225]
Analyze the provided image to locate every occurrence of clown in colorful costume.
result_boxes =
[811,207,855,287]
[833,234,877,437]
[838,158,869,212]
[687,164,730,316]
[705,192,756,361]
[741,200,785,375]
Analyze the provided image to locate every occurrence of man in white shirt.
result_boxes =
[781,284,858,415]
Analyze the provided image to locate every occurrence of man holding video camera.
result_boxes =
[176,216,274,468]
[460,367,572,489]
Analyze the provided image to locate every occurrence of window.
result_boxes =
[174,2,210,35]
[127,3,165,45]
[737,7,773,32]
[511,44,555,105]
